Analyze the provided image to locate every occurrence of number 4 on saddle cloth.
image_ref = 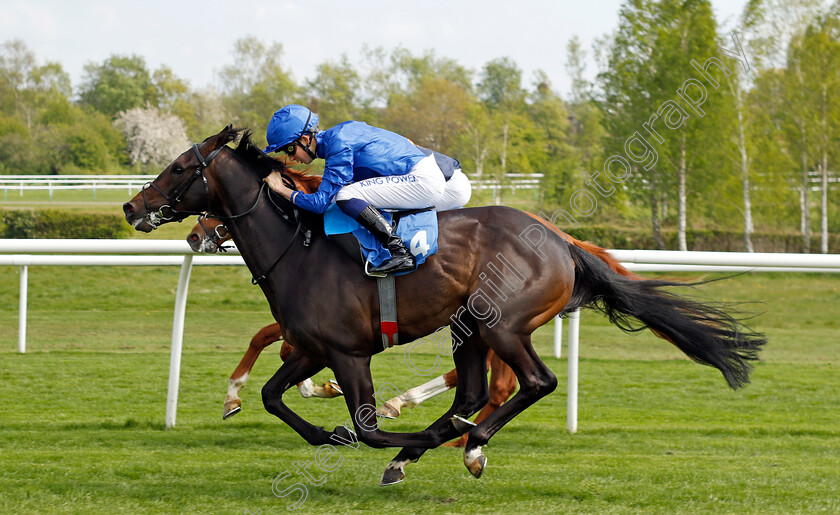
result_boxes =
[323,203,439,277]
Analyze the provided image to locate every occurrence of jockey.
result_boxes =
[263,104,470,275]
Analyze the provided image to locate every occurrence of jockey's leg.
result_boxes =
[335,155,445,275]
[435,169,472,211]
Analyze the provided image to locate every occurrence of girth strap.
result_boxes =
[378,274,399,350]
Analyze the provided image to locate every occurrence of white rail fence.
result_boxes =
[3,240,840,432]
[0,175,157,200]
[1,174,545,201]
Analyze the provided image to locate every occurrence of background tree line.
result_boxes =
[0,0,838,252]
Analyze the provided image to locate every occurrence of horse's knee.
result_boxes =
[534,371,557,397]
[459,388,489,416]
[261,382,280,413]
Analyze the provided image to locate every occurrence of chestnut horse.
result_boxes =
[124,127,765,485]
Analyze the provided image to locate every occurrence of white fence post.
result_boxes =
[553,314,562,358]
[567,308,580,434]
[165,254,194,429]
[18,265,28,354]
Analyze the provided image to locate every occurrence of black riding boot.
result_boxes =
[355,205,416,275]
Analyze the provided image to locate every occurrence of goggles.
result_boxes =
[280,109,313,156]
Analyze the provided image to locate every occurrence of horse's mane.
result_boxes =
[230,128,323,194]
[225,127,325,235]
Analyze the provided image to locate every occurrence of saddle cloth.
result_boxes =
[323,203,438,274]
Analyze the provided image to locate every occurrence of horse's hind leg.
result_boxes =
[380,331,489,486]
[463,333,557,478]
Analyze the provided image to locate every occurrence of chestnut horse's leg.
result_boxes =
[223,323,285,419]
[444,350,517,448]
[375,368,458,419]
[224,325,343,419]
[462,333,557,478]
[380,329,490,486]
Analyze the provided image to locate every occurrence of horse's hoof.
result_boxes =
[376,402,400,419]
[222,405,241,420]
[464,447,487,479]
[326,380,343,397]
[379,466,405,486]
[223,398,242,420]
[450,414,476,434]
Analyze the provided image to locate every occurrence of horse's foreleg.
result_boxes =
[327,353,475,453]
[444,350,517,447]
[380,331,490,486]
[375,370,456,419]
[224,323,284,419]
[261,349,341,446]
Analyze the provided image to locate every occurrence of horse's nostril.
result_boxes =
[188,234,199,242]
[123,202,135,217]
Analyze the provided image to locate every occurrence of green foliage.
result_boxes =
[305,55,362,128]
[1,8,839,243]
[561,224,840,252]
[78,54,157,118]
[0,208,132,238]
[218,36,298,144]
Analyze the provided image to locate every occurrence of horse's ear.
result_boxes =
[207,124,240,150]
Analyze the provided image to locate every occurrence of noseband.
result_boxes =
[196,213,232,253]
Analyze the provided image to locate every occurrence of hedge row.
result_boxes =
[0,209,836,251]
[0,209,132,239]
[563,225,840,253]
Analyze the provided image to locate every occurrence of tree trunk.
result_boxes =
[820,161,829,254]
[820,84,829,254]
[800,152,811,254]
[650,168,665,249]
[735,87,754,252]
[678,133,687,251]
[497,120,509,206]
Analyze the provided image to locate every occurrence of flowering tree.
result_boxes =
[114,105,189,168]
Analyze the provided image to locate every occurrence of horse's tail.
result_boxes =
[523,212,637,278]
[564,243,766,389]
[563,234,638,278]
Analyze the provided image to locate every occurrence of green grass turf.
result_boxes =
[1,265,839,513]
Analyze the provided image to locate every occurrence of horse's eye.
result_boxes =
[172,165,184,175]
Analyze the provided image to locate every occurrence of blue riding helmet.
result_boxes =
[264,104,320,154]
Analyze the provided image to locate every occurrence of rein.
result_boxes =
[145,141,313,285]
[250,176,312,285]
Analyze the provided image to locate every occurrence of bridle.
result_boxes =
[141,141,312,284]
[140,143,223,226]
[195,213,232,253]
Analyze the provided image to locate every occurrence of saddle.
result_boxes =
[323,203,439,276]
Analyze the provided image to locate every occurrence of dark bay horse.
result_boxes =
[186,201,518,447]
[186,212,644,446]
[123,126,765,485]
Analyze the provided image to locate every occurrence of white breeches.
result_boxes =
[335,155,446,210]
[436,169,472,211]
